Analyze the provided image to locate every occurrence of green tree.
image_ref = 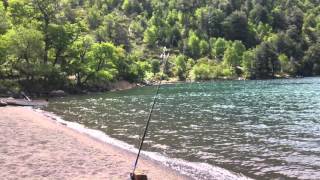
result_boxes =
[241,50,256,79]
[0,2,9,34]
[143,25,158,47]
[278,53,296,74]
[31,0,61,64]
[151,59,160,75]
[86,42,126,83]
[122,0,141,15]
[173,55,187,80]
[187,31,200,59]
[254,42,278,79]
[211,38,228,60]
[302,44,320,76]
[195,7,224,37]
[96,14,130,50]
[223,41,245,69]
[67,35,94,86]
[249,4,269,24]
[87,6,102,29]
[48,24,78,66]
[199,40,209,56]
[2,26,44,79]
[223,11,251,46]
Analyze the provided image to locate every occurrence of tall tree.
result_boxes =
[32,0,60,64]
[223,11,252,47]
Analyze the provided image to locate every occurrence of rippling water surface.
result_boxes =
[46,78,320,179]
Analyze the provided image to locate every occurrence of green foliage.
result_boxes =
[241,50,256,79]
[96,14,130,50]
[87,42,125,81]
[254,42,279,79]
[211,38,228,60]
[223,11,251,46]
[187,31,200,59]
[190,59,234,80]
[173,55,187,80]
[302,44,320,76]
[4,26,43,65]
[143,25,158,47]
[249,4,269,24]
[151,59,160,75]
[0,3,9,34]
[122,0,141,15]
[1,0,320,92]
[199,40,209,57]
[67,35,94,86]
[223,41,246,69]
[195,7,224,37]
[87,6,102,29]
[278,54,293,74]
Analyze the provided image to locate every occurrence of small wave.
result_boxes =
[35,109,252,180]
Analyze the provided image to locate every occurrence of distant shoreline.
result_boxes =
[0,75,308,99]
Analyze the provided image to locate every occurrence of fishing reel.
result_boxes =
[130,171,148,180]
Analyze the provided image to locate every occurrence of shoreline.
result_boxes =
[0,106,189,179]
[0,76,306,99]
[0,106,251,180]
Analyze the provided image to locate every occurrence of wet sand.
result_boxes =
[0,107,189,180]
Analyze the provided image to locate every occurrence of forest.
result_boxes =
[0,0,320,94]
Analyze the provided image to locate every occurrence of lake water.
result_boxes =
[45,78,320,179]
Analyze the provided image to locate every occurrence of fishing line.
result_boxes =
[131,47,169,178]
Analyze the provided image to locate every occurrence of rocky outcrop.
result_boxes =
[0,100,7,107]
[108,81,138,91]
[49,90,67,97]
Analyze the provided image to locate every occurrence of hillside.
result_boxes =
[0,0,320,94]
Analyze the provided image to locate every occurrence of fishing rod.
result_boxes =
[130,47,170,180]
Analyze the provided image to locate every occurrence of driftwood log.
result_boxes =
[0,98,48,107]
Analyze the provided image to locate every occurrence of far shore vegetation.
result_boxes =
[0,0,320,96]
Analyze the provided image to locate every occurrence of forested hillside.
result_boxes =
[0,0,320,94]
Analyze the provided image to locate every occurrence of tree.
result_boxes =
[143,25,158,47]
[199,40,209,56]
[241,50,256,79]
[87,6,102,29]
[223,40,246,70]
[48,24,77,66]
[0,2,9,34]
[271,7,287,30]
[96,14,130,50]
[211,38,228,60]
[122,0,141,15]
[195,7,224,37]
[151,59,160,75]
[31,0,61,64]
[249,4,269,24]
[254,42,279,79]
[2,26,44,79]
[223,11,251,46]
[67,35,94,86]
[187,31,200,59]
[302,44,320,76]
[87,42,125,82]
[173,55,187,80]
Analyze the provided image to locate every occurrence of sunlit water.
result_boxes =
[45,78,320,179]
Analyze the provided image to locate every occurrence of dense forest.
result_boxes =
[0,0,320,94]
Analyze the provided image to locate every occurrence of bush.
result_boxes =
[190,60,234,80]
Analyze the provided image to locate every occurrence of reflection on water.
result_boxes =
[46,78,320,179]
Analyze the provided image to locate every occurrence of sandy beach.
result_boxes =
[0,107,188,180]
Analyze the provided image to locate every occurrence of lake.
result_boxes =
[45,77,320,179]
